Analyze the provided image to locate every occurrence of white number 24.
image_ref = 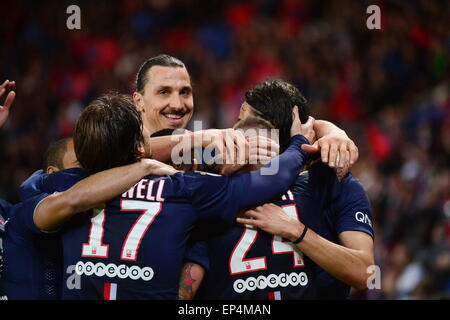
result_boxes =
[229,204,304,275]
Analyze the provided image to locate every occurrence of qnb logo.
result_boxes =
[233,272,308,293]
[355,211,372,227]
[75,261,154,281]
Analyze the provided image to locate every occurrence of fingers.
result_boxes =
[349,142,359,166]
[247,136,279,164]
[338,144,348,168]
[319,141,329,163]
[243,209,259,218]
[292,105,299,123]
[236,217,259,227]
[290,106,302,137]
[328,143,339,168]
[0,80,15,98]
[252,136,279,154]
[303,116,316,143]
[301,143,319,154]
[248,147,277,158]
[263,203,279,210]
[234,130,248,164]
[304,116,315,127]
[4,91,16,109]
[314,136,359,169]
[237,208,262,227]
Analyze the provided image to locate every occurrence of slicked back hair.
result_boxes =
[135,54,186,93]
[74,93,144,174]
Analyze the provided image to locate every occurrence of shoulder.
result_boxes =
[179,171,227,187]
[45,168,89,192]
[0,200,12,216]
[339,173,368,199]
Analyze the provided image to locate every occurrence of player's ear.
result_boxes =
[133,91,145,113]
[136,145,145,159]
[46,165,59,174]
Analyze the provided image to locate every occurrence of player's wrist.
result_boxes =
[141,158,156,174]
[287,221,305,242]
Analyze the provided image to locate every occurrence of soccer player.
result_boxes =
[133,54,358,169]
[237,81,374,298]
[2,136,177,299]
[180,80,374,300]
[26,92,314,299]
[181,116,319,300]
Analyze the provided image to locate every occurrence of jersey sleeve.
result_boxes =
[184,240,210,271]
[19,170,48,201]
[333,174,375,239]
[17,193,52,236]
[19,169,88,202]
[184,135,309,224]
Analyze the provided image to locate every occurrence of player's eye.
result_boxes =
[180,88,192,96]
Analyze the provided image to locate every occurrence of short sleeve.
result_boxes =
[17,193,51,236]
[333,174,374,239]
[184,240,210,271]
[19,170,48,201]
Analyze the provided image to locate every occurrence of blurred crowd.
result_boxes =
[0,0,449,299]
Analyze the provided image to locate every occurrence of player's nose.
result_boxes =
[169,94,184,111]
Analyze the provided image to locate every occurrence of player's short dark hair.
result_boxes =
[135,54,186,93]
[244,80,309,152]
[74,93,144,174]
[42,138,71,171]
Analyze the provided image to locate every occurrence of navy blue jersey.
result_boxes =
[0,200,12,297]
[19,169,89,201]
[2,194,63,300]
[2,168,88,300]
[26,135,309,300]
[186,163,374,300]
[19,170,46,201]
[291,163,374,299]
[187,190,317,300]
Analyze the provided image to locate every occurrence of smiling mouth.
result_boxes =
[163,113,185,120]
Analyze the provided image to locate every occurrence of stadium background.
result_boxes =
[0,0,448,299]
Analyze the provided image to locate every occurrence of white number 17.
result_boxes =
[81,200,162,261]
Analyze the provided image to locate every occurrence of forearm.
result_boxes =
[314,120,346,138]
[149,135,185,162]
[68,161,154,211]
[178,262,205,300]
[35,160,152,231]
[150,131,200,163]
[290,226,372,290]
